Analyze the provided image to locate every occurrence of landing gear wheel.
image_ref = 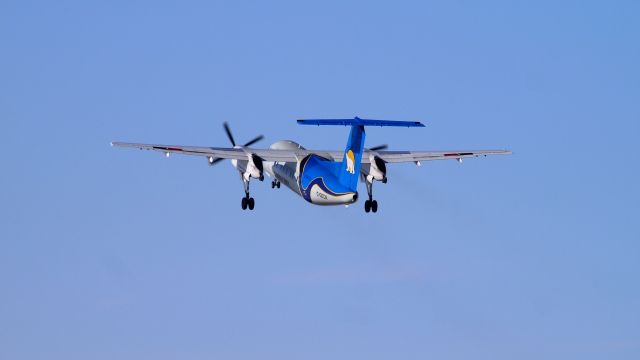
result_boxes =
[371,200,378,213]
[276,182,281,188]
[241,175,255,211]
[364,200,371,213]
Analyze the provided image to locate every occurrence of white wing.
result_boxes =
[111,142,299,162]
[372,149,512,163]
[111,142,510,163]
[313,149,512,162]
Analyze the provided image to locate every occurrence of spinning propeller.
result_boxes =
[361,144,388,184]
[367,144,388,151]
[223,122,264,147]
[209,122,264,165]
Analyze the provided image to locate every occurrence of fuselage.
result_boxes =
[261,140,358,206]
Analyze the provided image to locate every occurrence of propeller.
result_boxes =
[208,157,225,166]
[366,144,388,182]
[223,122,264,147]
[210,122,264,166]
[223,122,236,146]
[368,144,388,151]
[244,134,264,147]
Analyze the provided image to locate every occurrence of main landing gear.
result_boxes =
[364,179,378,213]
[364,199,378,213]
[241,176,256,211]
[271,180,281,189]
[241,193,255,210]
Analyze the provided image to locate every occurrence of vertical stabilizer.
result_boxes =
[337,125,366,191]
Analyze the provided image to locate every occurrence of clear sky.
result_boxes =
[1,1,639,359]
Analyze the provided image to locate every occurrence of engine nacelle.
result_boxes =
[364,155,387,183]
[243,153,265,181]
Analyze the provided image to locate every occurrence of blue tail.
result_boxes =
[336,125,366,191]
[297,117,425,128]
[297,117,425,192]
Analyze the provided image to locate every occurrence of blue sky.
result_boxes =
[1,1,639,359]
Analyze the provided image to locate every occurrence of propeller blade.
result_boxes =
[368,144,388,151]
[209,157,225,166]
[243,135,264,147]
[223,122,236,146]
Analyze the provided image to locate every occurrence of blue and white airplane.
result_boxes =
[112,118,510,213]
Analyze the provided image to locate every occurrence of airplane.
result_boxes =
[112,117,511,213]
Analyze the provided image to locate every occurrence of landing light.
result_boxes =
[165,152,170,158]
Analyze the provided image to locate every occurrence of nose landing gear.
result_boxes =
[271,180,281,189]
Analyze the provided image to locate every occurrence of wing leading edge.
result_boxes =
[111,142,510,164]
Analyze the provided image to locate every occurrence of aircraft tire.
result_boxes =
[241,197,248,210]
[372,200,378,213]
[248,197,255,210]
[364,200,371,213]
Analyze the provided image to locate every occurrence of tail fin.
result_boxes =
[297,117,425,192]
[337,125,366,191]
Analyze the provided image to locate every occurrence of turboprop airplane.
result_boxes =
[112,117,510,213]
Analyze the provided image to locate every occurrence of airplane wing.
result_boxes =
[371,149,512,163]
[112,142,510,163]
[312,149,512,163]
[111,142,245,157]
[111,141,300,162]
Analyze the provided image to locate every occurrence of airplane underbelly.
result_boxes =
[306,183,358,205]
[266,162,357,206]
[267,162,302,195]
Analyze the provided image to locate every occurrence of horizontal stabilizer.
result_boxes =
[297,117,425,128]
